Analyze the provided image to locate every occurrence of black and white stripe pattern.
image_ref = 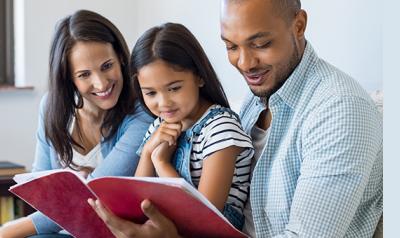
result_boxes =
[144,105,254,214]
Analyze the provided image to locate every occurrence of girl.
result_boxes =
[132,23,254,229]
[0,10,152,237]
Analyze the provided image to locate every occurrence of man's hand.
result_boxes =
[88,198,182,238]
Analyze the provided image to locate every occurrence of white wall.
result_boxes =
[0,0,382,169]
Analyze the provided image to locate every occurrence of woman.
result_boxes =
[0,9,152,237]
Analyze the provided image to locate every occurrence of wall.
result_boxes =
[0,0,382,169]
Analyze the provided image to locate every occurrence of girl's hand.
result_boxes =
[150,138,180,178]
[151,142,177,164]
[143,121,182,156]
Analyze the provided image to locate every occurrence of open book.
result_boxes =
[10,170,248,238]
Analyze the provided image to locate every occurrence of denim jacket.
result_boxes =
[29,94,153,234]
[138,106,250,229]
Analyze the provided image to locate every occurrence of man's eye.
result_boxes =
[254,41,271,49]
[226,45,238,51]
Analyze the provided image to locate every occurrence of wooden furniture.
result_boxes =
[0,175,35,224]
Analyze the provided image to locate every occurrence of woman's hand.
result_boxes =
[0,217,37,238]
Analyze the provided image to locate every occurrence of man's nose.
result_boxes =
[237,49,258,72]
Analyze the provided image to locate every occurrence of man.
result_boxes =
[92,0,383,237]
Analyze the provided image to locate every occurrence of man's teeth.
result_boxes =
[95,86,112,96]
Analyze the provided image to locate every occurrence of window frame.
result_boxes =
[0,0,14,86]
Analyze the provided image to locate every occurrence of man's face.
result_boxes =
[220,0,302,98]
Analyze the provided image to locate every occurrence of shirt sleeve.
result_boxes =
[89,102,154,178]
[135,117,162,156]
[29,94,64,234]
[201,113,253,160]
[30,100,154,234]
[31,94,53,172]
[273,96,382,237]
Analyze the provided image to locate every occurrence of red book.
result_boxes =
[10,170,248,238]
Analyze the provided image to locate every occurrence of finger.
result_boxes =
[158,127,181,140]
[89,199,140,237]
[141,199,172,227]
[160,121,183,132]
[158,133,178,146]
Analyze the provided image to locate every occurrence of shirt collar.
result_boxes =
[270,41,319,109]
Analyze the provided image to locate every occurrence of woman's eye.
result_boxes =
[102,62,113,70]
[78,71,90,79]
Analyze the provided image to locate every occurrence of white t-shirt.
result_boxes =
[243,124,269,237]
[69,116,103,169]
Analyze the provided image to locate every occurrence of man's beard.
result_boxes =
[251,35,301,101]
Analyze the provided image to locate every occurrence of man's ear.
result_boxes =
[293,9,307,41]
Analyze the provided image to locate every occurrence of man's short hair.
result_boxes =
[273,0,301,24]
[226,0,301,24]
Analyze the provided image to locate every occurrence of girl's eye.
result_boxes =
[102,62,113,70]
[169,86,181,92]
[145,91,156,96]
[78,71,90,79]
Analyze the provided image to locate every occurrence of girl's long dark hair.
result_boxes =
[130,22,229,116]
[45,10,135,167]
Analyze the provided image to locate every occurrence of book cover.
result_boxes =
[9,170,248,238]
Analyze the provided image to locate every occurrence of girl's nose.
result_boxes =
[158,93,172,107]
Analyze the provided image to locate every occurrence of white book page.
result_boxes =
[12,169,85,185]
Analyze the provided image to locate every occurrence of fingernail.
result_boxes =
[142,199,151,210]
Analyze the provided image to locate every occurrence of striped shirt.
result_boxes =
[143,105,254,213]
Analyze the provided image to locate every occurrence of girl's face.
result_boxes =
[137,60,205,123]
[69,41,123,113]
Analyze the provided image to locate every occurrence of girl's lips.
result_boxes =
[161,109,178,118]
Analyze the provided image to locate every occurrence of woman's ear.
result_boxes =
[198,77,205,87]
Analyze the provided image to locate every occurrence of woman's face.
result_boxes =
[69,41,123,112]
[137,60,205,124]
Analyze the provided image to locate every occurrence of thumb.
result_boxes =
[141,199,169,225]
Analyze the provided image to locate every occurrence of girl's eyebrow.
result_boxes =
[141,80,184,90]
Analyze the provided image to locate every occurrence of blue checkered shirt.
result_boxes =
[240,42,383,237]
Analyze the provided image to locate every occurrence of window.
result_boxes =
[0,0,14,86]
